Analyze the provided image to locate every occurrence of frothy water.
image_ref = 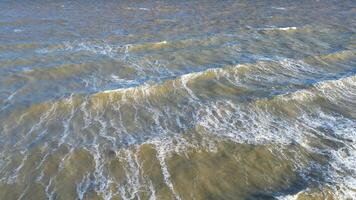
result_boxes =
[0,1,355,199]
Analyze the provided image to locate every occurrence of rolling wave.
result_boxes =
[1,57,355,199]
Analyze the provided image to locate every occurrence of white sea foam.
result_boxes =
[110,75,138,85]
[13,29,23,33]
[36,41,128,59]
[125,7,150,11]
[259,26,298,31]
[274,192,301,200]
[36,40,169,58]
[271,7,287,10]
[76,173,91,200]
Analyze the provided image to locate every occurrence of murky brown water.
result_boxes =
[0,1,355,199]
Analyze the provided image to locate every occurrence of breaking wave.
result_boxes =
[1,55,355,199]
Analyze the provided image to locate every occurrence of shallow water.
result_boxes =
[0,0,355,199]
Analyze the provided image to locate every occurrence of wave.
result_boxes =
[34,33,239,57]
[1,73,355,199]
[2,52,354,120]
[1,52,355,199]
[125,7,150,11]
[196,74,355,142]
[257,26,298,32]
[1,49,353,117]
[2,62,354,155]
[12,46,353,86]
[195,75,356,199]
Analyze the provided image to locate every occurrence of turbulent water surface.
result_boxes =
[0,0,356,199]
